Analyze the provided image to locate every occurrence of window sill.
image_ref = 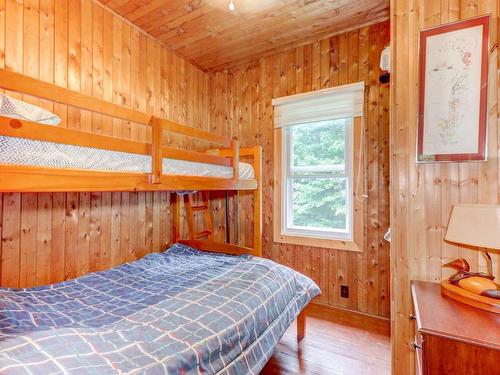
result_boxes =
[273,233,362,252]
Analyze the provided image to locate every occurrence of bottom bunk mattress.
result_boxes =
[0,244,320,374]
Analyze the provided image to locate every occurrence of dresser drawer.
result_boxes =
[410,311,423,375]
[414,334,423,375]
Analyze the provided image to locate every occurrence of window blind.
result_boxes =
[272,81,365,128]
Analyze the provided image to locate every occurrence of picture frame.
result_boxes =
[417,15,490,162]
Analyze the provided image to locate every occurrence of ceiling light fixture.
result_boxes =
[228,0,235,11]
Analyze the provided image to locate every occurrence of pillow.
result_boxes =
[0,94,61,125]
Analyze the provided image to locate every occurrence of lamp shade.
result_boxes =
[445,204,500,250]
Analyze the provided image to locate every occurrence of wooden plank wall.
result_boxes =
[208,21,391,318]
[0,0,209,288]
[390,0,498,373]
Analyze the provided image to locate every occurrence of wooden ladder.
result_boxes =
[183,192,214,241]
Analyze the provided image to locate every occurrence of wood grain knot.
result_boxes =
[9,119,22,128]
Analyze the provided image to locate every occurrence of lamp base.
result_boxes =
[441,281,500,314]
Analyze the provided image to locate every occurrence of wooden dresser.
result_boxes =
[411,281,500,375]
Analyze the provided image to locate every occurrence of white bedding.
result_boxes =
[0,136,255,179]
[0,94,61,125]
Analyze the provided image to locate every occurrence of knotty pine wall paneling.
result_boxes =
[208,21,391,318]
[390,0,498,373]
[0,0,209,288]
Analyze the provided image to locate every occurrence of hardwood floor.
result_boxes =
[260,312,390,374]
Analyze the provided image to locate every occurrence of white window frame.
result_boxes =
[281,118,354,241]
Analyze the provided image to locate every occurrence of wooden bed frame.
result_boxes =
[0,69,258,192]
[0,68,307,341]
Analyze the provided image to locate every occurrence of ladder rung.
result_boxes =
[195,230,212,239]
[191,205,208,212]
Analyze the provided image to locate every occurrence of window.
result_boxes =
[272,82,364,250]
[282,118,353,240]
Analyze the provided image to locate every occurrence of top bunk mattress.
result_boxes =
[0,244,320,375]
[0,136,255,179]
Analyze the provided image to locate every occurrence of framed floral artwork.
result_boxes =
[417,15,490,162]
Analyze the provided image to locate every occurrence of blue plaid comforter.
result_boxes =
[0,244,320,374]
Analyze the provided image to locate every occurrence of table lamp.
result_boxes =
[443,204,500,314]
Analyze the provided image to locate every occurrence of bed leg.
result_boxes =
[297,310,306,342]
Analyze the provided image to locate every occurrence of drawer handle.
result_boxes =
[413,341,422,350]
[409,314,416,321]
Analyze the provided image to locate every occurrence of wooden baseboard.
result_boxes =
[305,302,390,336]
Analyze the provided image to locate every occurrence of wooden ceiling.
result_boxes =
[99,0,389,72]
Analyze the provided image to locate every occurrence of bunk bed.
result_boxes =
[0,68,263,256]
[0,69,320,374]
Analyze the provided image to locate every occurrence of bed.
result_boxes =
[0,244,320,374]
[0,68,261,194]
[0,135,255,179]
